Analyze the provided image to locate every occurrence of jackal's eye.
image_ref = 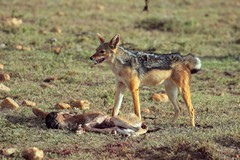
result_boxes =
[99,50,105,53]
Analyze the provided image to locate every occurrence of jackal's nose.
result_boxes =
[90,57,93,60]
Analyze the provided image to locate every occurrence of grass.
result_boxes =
[0,0,240,159]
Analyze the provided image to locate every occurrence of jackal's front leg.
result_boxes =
[129,79,141,119]
[112,82,126,117]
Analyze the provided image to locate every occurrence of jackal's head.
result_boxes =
[90,33,120,64]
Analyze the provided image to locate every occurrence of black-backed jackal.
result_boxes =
[90,34,201,127]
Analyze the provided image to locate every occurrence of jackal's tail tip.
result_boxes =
[194,57,202,70]
[191,56,201,74]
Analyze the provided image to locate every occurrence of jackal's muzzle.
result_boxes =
[90,56,105,64]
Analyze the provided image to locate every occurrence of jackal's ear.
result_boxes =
[97,33,105,44]
[109,34,120,49]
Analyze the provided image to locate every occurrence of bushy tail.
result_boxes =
[184,53,202,74]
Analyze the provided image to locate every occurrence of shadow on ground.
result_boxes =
[4,114,45,129]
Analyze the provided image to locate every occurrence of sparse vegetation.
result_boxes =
[0,0,239,159]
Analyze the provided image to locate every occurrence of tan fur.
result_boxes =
[141,69,172,86]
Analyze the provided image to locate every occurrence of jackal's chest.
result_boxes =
[110,64,138,82]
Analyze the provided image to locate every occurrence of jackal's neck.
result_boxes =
[118,46,136,57]
[107,46,134,71]
[113,46,136,63]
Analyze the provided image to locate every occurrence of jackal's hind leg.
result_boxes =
[78,117,118,134]
[165,80,182,124]
[110,116,140,132]
[83,125,118,134]
[110,116,147,136]
[180,83,195,127]
[76,124,118,134]
[171,67,195,127]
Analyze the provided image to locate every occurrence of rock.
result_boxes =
[15,45,23,50]
[52,46,62,55]
[96,5,105,11]
[22,100,36,107]
[15,45,31,51]
[22,46,31,51]
[0,84,10,92]
[32,107,47,119]
[50,27,61,33]
[0,63,3,70]
[0,43,7,49]
[4,18,23,27]
[71,100,90,110]
[0,73,10,82]
[22,147,44,160]
[1,148,17,156]
[39,82,54,89]
[1,97,19,110]
[55,11,65,16]
[55,102,71,109]
[141,108,151,114]
[38,29,48,35]
[152,93,169,102]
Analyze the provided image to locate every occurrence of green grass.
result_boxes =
[0,0,240,159]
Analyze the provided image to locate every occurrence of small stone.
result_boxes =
[71,100,90,110]
[0,63,4,70]
[55,102,71,109]
[22,147,44,160]
[22,100,36,107]
[4,18,23,27]
[141,108,151,114]
[96,5,105,11]
[38,29,48,35]
[15,45,23,50]
[52,46,62,55]
[22,46,31,51]
[1,97,19,110]
[1,148,17,156]
[50,27,61,33]
[39,82,54,89]
[0,43,6,49]
[15,45,31,51]
[0,84,10,92]
[0,73,10,82]
[0,63,3,70]
[55,11,65,16]
[152,93,169,102]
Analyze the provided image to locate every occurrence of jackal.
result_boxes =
[90,34,201,127]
